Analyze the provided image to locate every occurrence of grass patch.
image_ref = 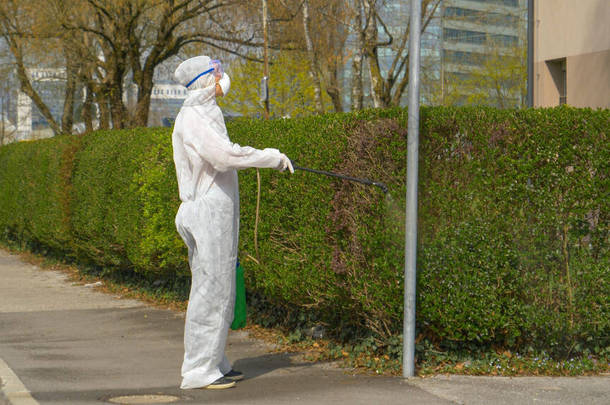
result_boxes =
[247,328,609,377]
[2,241,608,378]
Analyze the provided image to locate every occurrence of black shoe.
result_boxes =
[205,376,236,390]
[224,369,244,381]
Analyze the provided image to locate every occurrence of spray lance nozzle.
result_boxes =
[290,161,389,195]
[370,181,389,195]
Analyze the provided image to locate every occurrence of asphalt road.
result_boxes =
[1,248,608,405]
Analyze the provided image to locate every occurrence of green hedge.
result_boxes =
[0,135,76,253]
[0,106,607,357]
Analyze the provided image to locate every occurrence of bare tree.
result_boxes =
[271,0,440,111]
[302,0,323,113]
[3,0,442,134]
[264,0,351,113]
[0,57,16,144]
[350,0,365,110]
[308,0,351,112]
[0,0,65,135]
[355,0,440,108]
[57,0,264,128]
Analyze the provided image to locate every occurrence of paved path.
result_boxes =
[1,249,608,405]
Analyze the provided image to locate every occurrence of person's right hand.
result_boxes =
[277,154,294,173]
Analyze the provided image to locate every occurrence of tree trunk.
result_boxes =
[96,89,111,130]
[366,49,385,108]
[109,89,126,129]
[363,1,386,109]
[326,65,343,112]
[104,55,128,129]
[8,38,62,135]
[351,50,364,110]
[351,2,364,111]
[391,65,409,106]
[133,68,155,127]
[61,58,76,134]
[107,67,127,129]
[302,0,323,114]
[83,83,94,133]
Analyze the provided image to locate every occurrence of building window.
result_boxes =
[443,28,518,48]
[444,7,518,27]
[444,28,487,45]
[546,58,567,105]
[443,49,487,66]
[490,33,518,47]
[467,0,518,8]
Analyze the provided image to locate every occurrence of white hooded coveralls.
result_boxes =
[172,56,286,389]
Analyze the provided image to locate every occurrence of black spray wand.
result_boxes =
[291,161,389,194]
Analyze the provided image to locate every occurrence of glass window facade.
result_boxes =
[467,0,518,8]
[492,33,518,47]
[444,28,487,44]
[444,6,518,27]
[443,50,487,66]
[444,28,518,47]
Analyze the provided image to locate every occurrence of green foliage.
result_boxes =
[0,106,607,359]
[130,130,188,276]
[68,127,189,278]
[0,135,76,252]
[70,129,154,270]
[429,39,527,108]
[463,41,527,108]
[220,52,333,118]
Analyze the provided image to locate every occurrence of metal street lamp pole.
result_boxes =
[404,0,422,379]
[262,0,270,119]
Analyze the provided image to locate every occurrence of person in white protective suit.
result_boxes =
[172,55,293,390]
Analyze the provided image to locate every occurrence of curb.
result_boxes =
[0,357,39,405]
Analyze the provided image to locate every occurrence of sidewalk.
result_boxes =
[1,248,608,405]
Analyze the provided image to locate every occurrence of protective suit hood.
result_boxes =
[174,55,215,90]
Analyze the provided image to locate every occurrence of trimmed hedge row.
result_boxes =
[0,106,607,357]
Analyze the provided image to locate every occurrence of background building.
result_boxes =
[147,81,189,127]
[533,0,610,108]
[438,0,526,106]
[342,0,528,109]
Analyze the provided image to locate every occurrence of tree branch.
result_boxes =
[375,12,392,47]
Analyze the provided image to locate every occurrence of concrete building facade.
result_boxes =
[533,0,610,108]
